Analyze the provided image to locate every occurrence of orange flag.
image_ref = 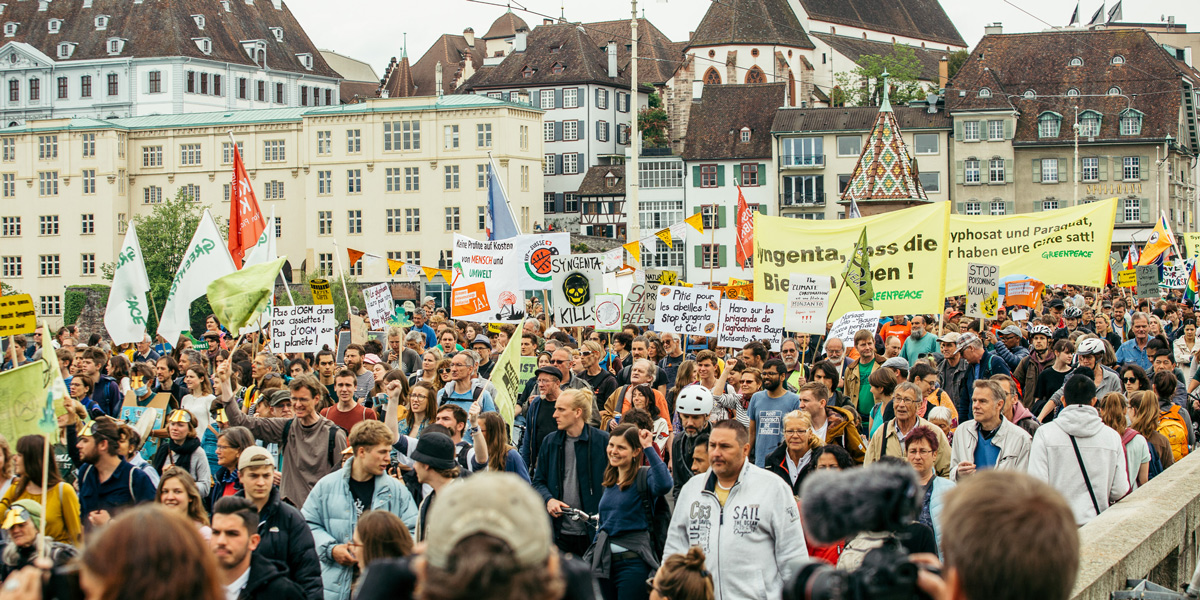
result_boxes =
[227,144,265,269]
[347,248,365,267]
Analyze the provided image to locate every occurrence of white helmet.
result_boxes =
[1029,325,1053,339]
[675,384,714,416]
[1076,337,1106,356]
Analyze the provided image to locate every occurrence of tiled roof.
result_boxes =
[482,11,529,40]
[798,0,965,47]
[461,23,633,90]
[810,33,948,81]
[0,0,338,78]
[681,83,786,160]
[947,30,1197,148]
[381,56,416,98]
[575,165,626,196]
[772,105,951,132]
[582,19,683,85]
[687,0,814,50]
[842,95,928,202]
[339,80,380,103]
[411,34,485,97]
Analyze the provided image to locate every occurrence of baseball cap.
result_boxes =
[471,334,492,349]
[534,366,563,381]
[412,432,457,470]
[423,296,436,305]
[424,472,552,570]
[881,357,910,370]
[263,389,292,407]
[946,310,963,319]
[363,353,382,365]
[936,332,961,345]
[1049,298,1065,309]
[999,325,1024,337]
[238,446,275,471]
[956,332,981,351]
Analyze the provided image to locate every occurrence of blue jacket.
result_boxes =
[531,424,610,539]
[927,476,954,558]
[92,376,123,417]
[302,458,419,600]
[519,395,554,471]
[77,460,156,528]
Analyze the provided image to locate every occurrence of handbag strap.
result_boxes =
[1068,435,1101,515]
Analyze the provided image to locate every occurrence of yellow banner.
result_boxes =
[1181,232,1200,259]
[754,203,948,320]
[309,279,332,305]
[945,198,1117,296]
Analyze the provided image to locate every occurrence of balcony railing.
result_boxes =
[781,192,825,207]
[780,154,825,168]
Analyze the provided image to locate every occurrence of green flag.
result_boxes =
[488,318,526,427]
[206,257,287,336]
[842,228,874,309]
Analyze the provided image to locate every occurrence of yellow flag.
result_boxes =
[623,240,641,263]
[386,259,404,276]
[438,269,453,283]
[421,266,439,281]
[685,212,705,234]
[654,228,673,249]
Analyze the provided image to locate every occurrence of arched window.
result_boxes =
[1038,112,1062,138]
[1077,110,1101,137]
[1023,89,1035,99]
[1108,86,1122,96]
[978,88,992,98]
[1119,109,1143,136]
[1066,88,1080,97]
[1069,57,1083,66]
[744,66,766,84]
[1111,55,1125,65]
[703,67,721,85]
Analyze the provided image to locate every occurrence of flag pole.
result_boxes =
[488,152,522,235]
[332,239,354,314]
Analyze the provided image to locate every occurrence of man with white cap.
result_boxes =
[990,324,1030,370]
[936,332,968,413]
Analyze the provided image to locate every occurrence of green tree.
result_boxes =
[834,44,930,107]
[637,91,669,148]
[946,49,969,81]
[101,189,228,336]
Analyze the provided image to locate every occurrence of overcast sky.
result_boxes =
[290,0,1200,78]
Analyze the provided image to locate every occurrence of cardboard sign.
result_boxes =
[827,310,882,345]
[309,279,333,305]
[349,314,368,345]
[0,294,36,336]
[269,305,336,353]
[120,392,172,460]
[966,263,999,319]
[362,283,395,330]
[718,299,784,351]
[594,293,623,332]
[655,285,721,337]
[785,273,830,334]
[623,270,661,327]
[1161,260,1192,290]
[1002,279,1044,308]
[658,270,679,286]
[1136,265,1160,299]
[549,255,604,327]
[451,281,492,318]
[335,331,352,364]
[1117,269,1136,287]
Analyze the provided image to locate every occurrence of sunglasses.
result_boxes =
[1124,378,1138,383]
[581,351,593,356]
[438,368,450,374]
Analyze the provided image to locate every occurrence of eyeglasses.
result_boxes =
[438,368,450,374]
[783,429,809,436]
[551,359,569,365]
[581,351,593,356]
[907,448,933,456]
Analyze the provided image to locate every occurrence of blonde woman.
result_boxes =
[764,410,823,497]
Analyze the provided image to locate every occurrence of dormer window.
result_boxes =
[296,53,312,70]
[57,42,75,59]
[192,14,205,29]
[1069,57,1083,66]
[0,5,6,15]
[1111,55,1125,65]
[978,88,992,98]
[107,37,125,55]
[605,172,617,188]
[522,66,534,78]
[3,22,16,37]
[1119,109,1143,136]
[740,127,751,143]
[193,37,212,55]
[1066,88,1080,97]
[1038,111,1062,138]
[1078,110,1102,137]
[242,40,267,65]
[220,1,230,12]
[47,19,60,34]
[95,15,109,30]
[551,62,564,75]
[1023,90,1035,99]
[270,27,283,42]
[1108,86,1122,96]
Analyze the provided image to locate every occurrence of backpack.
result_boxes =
[635,466,671,561]
[1157,405,1190,462]
[1145,439,1165,480]
[281,419,340,467]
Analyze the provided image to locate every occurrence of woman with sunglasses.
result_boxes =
[435,357,454,386]
[152,409,212,498]
[1121,364,1152,395]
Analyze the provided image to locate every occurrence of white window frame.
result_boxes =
[1041,158,1058,183]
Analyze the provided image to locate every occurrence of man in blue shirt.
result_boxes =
[76,417,157,530]
[411,310,436,350]
[436,350,496,444]
[1115,312,1152,371]
[747,359,801,467]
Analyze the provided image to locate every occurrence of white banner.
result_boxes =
[270,305,336,353]
[718,299,784,351]
[362,283,395,330]
[450,233,570,321]
[104,224,152,345]
[549,254,605,327]
[827,310,882,346]
[623,269,661,327]
[784,273,830,334]
[1162,260,1192,290]
[157,210,236,340]
[655,285,720,337]
[966,263,999,319]
[594,293,623,332]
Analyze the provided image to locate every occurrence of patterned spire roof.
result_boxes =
[841,73,928,202]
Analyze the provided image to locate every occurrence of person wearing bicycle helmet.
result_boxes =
[1014,325,1057,410]
[1053,306,1092,341]
[669,385,714,497]
[1041,337,1121,423]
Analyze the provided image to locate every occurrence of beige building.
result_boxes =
[0,95,544,326]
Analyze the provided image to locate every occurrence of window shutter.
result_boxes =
[718,246,727,268]
[1098,156,1108,181]
[595,88,600,106]
[501,92,510,102]
[577,153,584,172]
[716,165,725,187]
[758,203,767,215]
[692,166,701,188]
[1031,159,1041,183]
[954,121,963,142]
[1140,156,1149,180]
[595,120,600,139]
[1033,200,1043,212]
[693,205,702,215]
[578,120,585,140]
[1004,201,1014,215]
[694,245,703,267]
[955,201,965,214]
[555,89,563,109]
[534,90,541,106]
[555,121,563,142]
[1004,159,1013,183]
[578,87,585,107]
[955,160,964,184]
[760,163,767,181]
[733,164,742,182]
[1115,204,1125,223]
[1004,120,1013,140]
[1139,198,1149,222]
[980,162,990,184]
[556,193,564,212]
[1058,159,1068,183]
[718,206,727,228]
[556,154,563,175]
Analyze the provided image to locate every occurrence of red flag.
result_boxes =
[734,186,754,269]
[227,145,265,269]
[347,248,365,267]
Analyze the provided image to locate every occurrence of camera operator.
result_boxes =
[914,471,1079,600]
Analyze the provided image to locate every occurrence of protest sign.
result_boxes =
[335,331,352,363]
[0,294,36,336]
[349,314,368,345]
[362,283,395,330]
[966,263,1000,319]
[158,210,236,339]
[309,278,333,304]
[549,254,604,327]
[120,391,171,460]
[0,363,57,444]
[655,285,720,337]
[755,203,948,320]
[827,310,882,345]
[270,305,336,353]
[1161,261,1192,290]
[594,293,623,332]
[623,269,662,327]
[1002,279,1044,308]
[519,356,537,387]
[658,270,679,286]
[488,318,527,425]
[718,299,784,350]
[1183,233,1200,259]
[946,198,1116,295]
[784,274,830,334]
[1136,265,1160,299]
[1117,269,1136,287]
[451,233,570,321]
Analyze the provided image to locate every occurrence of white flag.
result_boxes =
[157,209,236,340]
[104,223,152,345]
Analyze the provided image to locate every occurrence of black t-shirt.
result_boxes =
[581,370,617,408]
[533,396,559,453]
[348,476,376,518]
[1033,367,1070,415]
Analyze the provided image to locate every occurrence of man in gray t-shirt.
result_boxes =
[560,435,586,536]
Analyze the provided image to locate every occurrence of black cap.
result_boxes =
[1049,299,1064,308]
[412,432,457,470]
[534,366,563,381]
